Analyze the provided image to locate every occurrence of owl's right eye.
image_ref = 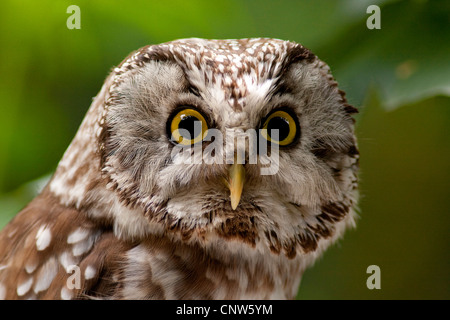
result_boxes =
[168,108,209,145]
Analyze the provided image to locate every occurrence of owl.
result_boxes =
[0,38,359,300]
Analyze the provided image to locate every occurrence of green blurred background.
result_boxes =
[0,0,449,299]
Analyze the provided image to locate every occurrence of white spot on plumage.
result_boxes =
[84,265,96,280]
[0,283,5,300]
[59,252,77,272]
[67,228,89,244]
[35,225,51,251]
[72,242,91,256]
[71,232,97,256]
[224,76,232,86]
[257,51,264,60]
[25,261,38,274]
[61,287,73,300]
[233,58,243,68]
[33,257,58,294]
[17,277,33,296]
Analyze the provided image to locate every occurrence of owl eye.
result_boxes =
[261,109,299,146]
[169,108,208,145]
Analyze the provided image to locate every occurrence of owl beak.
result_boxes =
[228,163,245,210]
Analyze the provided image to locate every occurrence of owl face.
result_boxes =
[0,38,358,300]
[53,38,359,258]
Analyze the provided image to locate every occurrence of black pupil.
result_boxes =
[267,117,290,141]
[179,115,201,139]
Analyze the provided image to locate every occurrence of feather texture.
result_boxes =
[0,38,359,299]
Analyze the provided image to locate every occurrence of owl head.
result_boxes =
[49,38,359,260]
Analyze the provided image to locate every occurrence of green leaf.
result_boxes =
[317,0,450,109]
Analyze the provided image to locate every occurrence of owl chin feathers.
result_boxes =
[49,38,359,261]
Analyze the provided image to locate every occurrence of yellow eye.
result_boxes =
[169,108,208,145]
[261,110,299,146]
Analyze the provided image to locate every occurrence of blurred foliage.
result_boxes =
[0,0,449,299]
[299,93,450,300]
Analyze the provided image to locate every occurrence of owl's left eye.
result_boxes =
[168,108,209,145]
[260,109,300,146]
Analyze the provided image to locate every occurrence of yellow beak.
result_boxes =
[228,163,245,210]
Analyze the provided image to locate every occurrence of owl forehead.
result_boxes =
[165,38,289,72]
[114,38,314,110]
[165,38,292,108]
